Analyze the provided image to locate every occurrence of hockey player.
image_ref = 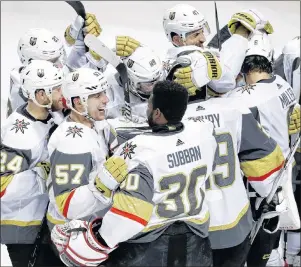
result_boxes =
[226,33,299,267]
[162,4,274,96]
[1,60,65,267]
[46,68,123,236]
[105,45,165,123]
[51,80,218,266]
[64,13,165,124]
[7,28,66,116]
[160,40,286,266]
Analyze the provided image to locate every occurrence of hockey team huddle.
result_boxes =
[1,3,300,267]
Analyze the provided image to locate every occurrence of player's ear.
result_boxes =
[35,89,47,102]
[172,34,182,46]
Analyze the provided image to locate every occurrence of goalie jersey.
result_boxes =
[226,75,297,158]
[183,98,284,249]
[1,104,54,244]
[98,121,217,248]
[46,118,118,230]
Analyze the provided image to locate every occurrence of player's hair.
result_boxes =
[152,80,189,123]
[241,55,273,75]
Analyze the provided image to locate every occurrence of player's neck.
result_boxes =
[245,72,271,84]
[26,102,49,120]
[69,111,93,128]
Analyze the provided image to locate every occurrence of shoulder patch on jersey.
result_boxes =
[10,118,30,134]
[237,84,256,94]
[120,141,137,160]
[65,125,84,138]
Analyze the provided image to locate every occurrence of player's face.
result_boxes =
[146,95,156,127]
[185,29,206,48]
[51,85,64,111]
[87,91,109,121]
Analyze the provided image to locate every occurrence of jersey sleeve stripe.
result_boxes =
[110,207,148,226]
[240,144,284,180]
[111,192,153,226]
[247,161,284,181]
[55,190,75,218]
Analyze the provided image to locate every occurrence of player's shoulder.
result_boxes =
[2,106,53,150]
[48,120,96,155]
[283,36,300,56]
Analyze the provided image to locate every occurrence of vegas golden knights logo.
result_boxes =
[37,69,44,78]
[169,12,176,20]
[29,37,37,46]
[149,59,156,67]
[127,59,134,68]
[72,73,79,81]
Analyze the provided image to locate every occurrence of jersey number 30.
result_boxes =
[157,165,207,219]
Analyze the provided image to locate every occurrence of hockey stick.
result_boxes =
[250,137,300,244]
[84,34,132,121]
[213,2,221,51]
[65,1,88,52]
[27,202,49,267]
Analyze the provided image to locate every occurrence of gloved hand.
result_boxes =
[116,36,140,57]
[51,219,116,266]
[254,188,287,234]
[89,157,128,200]
[172,51,222,96]
[289,104,300,135]
[64,13,102,45]
[228,9,274,37]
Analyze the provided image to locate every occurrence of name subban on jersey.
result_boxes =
[167,145,202,168]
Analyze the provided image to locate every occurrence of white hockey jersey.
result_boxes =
[183,98,285,249]
[164,34,248,95]
[46,118,119,230]
[1,104,55,244]
[98,121,217,248]
[226,75,297,158]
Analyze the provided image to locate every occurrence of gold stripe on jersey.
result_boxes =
[186,211,210,225]
[112,192,153,225]
[297,147,301,153]
[0,174,13,197]
[46,213,66,225]
[241,145,284,181]
[0,219,42,226]
[209,202,250,231]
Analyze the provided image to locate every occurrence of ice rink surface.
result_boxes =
[1,1,300,265]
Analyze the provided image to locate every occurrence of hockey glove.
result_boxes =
[51,219,116,267]
[65,13,102,45]
[173,51,222,96]
[89,157,128,200]
[116,36,140,57]
[254,188,287,234]
[228,9,274,37]
[289,104,300,135]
